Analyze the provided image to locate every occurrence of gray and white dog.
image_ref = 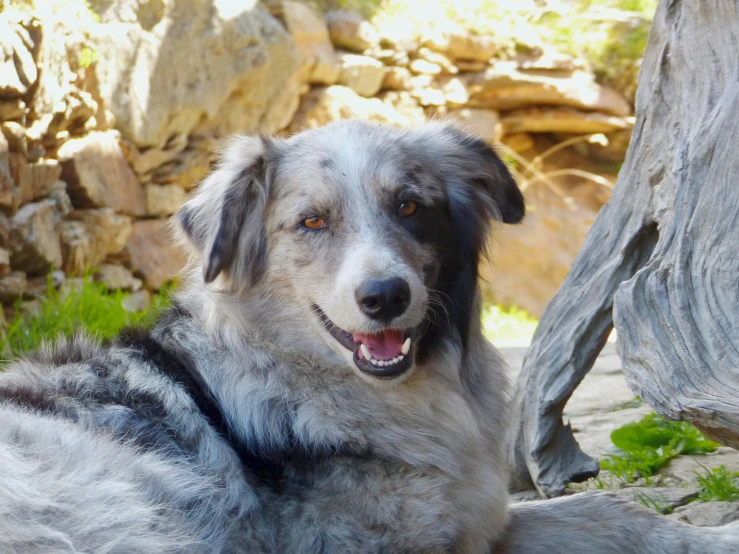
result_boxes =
[0,121,736,554]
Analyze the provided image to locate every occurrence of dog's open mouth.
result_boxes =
[313,305,415,378]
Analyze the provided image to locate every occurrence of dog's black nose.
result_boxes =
[356,278,411,322]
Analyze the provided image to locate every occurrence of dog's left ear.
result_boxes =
[422,122,525,225]
[174,135,278,288]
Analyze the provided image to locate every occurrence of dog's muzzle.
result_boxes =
[313,305,417,378]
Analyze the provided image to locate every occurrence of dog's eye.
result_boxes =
[302,216,327,230]
[398,200,417,217]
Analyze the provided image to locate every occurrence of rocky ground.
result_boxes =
[501,342,739,526]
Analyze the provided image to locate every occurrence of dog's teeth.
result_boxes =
[361,345,372,361]
[401,338,411,355]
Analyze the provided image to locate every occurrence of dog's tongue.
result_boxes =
[353,330,405,360]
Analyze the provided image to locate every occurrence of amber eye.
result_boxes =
[302,216,327,230]
[398,200,417,217]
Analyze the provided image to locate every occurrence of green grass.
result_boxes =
[0,275,171,361]
[609,396,644,411]
[600,413,721,485]
[481,304,538,347]
[694,464,739,502]
[632,489,673,514]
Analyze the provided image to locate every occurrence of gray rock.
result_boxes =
[0,17,38,97]
[88,0,300,147]
[326,10,379,52]
[0,271,26,303]
[281,1,340,85]
[58,131,146,216]
[126,219,187,290]
[338,53,386,97]
[94,263,141,292]
[145,183,187,217]
[9,200,63,275]
[668,501,739,527]
[59,209,132,275]
[122,289,152,313]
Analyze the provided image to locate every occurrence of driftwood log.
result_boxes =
[508,0,739,497]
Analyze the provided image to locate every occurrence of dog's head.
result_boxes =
[175,121,524,382]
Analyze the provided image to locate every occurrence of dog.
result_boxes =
[0,120,736,553]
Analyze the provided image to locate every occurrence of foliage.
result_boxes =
[609,396,644,411]
[600,413,721,484]
[632,489,673,514]
[481,304,538,347]
[694,464,739,503]
[0,275,171,361]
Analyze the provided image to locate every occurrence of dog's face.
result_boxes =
[176,121,524,382]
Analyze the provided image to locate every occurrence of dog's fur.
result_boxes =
[0,121,736,553]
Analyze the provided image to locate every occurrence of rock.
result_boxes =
[456,59,487,73]
[289,86,424,131]
[409,59,442,76]
[501,108,634,135]
[0,17,38,97]
[0,271,27,303]
[479,184,599,317]
[59,209,132,275]
[337,53,386,97]
[448,108,502,142]
[281,1,340,85]
[126,219,186,290]
[0,247,9,278]
[58,131,146,216]
[466,63,632,116]
[0,214,9,247]
[15,159,62,205]
[371,48,409,67]
[25,269,65,299]
[145,183,187,217]
[410,85,445,107]
[88,1,300,147]
[378,91,426,126]
[416,47,457,74]
[0,99,26,120]
[0,131,13,208]
[382,66,412,91]
[326,10,379,52]
[423,29,497,62]
[48,181,73,218]
[501,132,535,154]
[9,200,63,275]
[122,289,152,313]
[1,122,27,156]
[606,487,699,512]
[94,263,141,292]
[438,76,469,107]
[131,142,186,176]
[155,146,213,190]
[668,502,739,527]
[516,49,585,72]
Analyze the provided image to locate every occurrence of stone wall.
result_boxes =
[0,1,636,317]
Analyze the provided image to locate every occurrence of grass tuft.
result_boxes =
[694,464,739,503]
[600,413,721,485]
[0,275,171,362]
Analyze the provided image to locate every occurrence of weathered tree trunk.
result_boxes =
[508,0,739,497]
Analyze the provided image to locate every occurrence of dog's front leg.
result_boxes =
[494,491,739,554]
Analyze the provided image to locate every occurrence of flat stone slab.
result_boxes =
[500,341,739,527]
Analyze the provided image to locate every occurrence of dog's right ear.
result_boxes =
[174,135,275,288]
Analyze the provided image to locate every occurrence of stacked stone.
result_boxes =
[0,1,638,318]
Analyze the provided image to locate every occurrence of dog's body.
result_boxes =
[0,121,736,553]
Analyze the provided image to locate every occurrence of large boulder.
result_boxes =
[326,10,379,52]
[88,0,301,147]
[337,53,385,97]
[501,108,633,135]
